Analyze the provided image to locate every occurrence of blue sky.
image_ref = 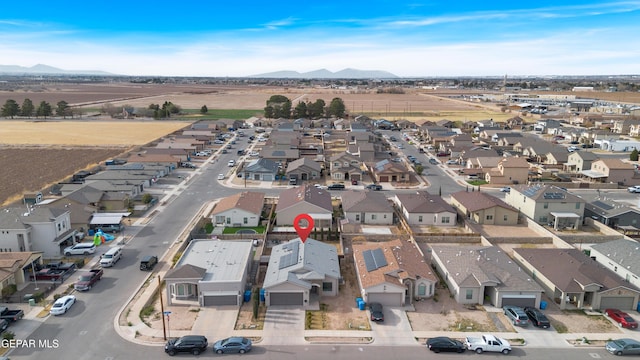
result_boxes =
[1,1,639,77]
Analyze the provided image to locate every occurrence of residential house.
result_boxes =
[513,248,640,310]
[210,191,265,227]
[164,239,253,306]
[504,184,585,229]
[590,239,640,290]
[371,159,410,183]
[584,198,640,228]
[263,238,341,307]
[353,239,437,306]
[276,184,332,229]
[259,147,300,164]
[0,252,43,301]
[544,151,568,166]
[563,151,598,173]
[430,245,544,307]
[242,158,279,181]
[0,207,76,258]
[341,190,393,225]
[598,139,640,152]
[485,157,530,185]
[394,191,457,227]
[286,158,322,182]
[329,153,363,182]
[506,116,526,129]
[581,159,639,186]
[450,191,519,225]
[613,119,640,135]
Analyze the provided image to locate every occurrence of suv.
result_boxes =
[164,335,208,356]
[503,305,529,326]
[369,302,384,322]
[327,183,345,190]
[140,255,158,271]
[628,185,640,193]
[64,242,96,256]
[99,246,122,267]
[524,307,550,328]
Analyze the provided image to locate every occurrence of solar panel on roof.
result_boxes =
[363,250,377,272]
[278,241,300,269]
[592,200,614,210]
[372,248,387,268]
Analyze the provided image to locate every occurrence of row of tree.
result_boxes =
[1,99,71,118]
[264,95,346,119]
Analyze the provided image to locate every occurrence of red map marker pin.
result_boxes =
[293,213,314,243]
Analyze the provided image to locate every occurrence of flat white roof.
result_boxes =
[177,239,253,282]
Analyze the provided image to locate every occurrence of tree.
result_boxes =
[264,95,291,119]
[1,99,20,118]
[21,98,34,117]
[293,101,308,119]
[56,101,71,118]
[631,148,639,161]
[327,97,346,118]
[200,105,208,114]
[307,99,325,118]
[36,101,52,118]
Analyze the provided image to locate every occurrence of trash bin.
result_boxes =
[244,290,252,303]
[259,289,265,302]
[355,297,363,307]
[358,300,366,310]
[28,298,36,306]
[540,301,547,310]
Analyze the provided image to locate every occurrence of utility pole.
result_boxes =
[158,276,167,340]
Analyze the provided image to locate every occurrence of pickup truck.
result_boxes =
[30,268,66,281]
[74,269,103,291]
[0,306,24,322]
[46,261,77,273]
[464,334,511,354]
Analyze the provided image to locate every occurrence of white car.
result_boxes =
[227,160,236,167]
[50,295,76,316]
[217,173,225,180]
[446,160,458,165]
[628,185,640,193]
[249,152,259,157]
[500,187,511,192]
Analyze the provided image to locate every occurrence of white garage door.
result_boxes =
[263,174,273,181]
[599,296,635,310]
[270,292,303,306]
[502,295,536,308]
[367,293,402,307]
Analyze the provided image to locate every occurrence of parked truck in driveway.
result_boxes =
[464,334,511,354]
[0,306,24,322]
[74,268,103,291]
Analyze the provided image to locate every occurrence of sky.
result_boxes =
[1,1,639,77]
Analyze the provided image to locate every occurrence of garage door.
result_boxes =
[367,292,402,307]
[263,174,273,181]
[270,292,303,306]
[379,176,389,182]
[203,295,238,306]
[600,296,635,310]
[502,295,536,308]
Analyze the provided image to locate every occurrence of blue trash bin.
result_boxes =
[540,301,547,310]
[244,290,252,303]
[356,297,363,307]
[259,289,266,302]
[358,300,366,310]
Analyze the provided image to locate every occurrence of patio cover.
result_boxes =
[580,170,607,178]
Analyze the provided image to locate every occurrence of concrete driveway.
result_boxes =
[370,307,418,346]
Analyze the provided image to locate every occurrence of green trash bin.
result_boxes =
[28,298,36,306]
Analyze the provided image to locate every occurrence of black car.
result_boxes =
[369,302,384,322]
[140,255,158,271]
[327,183,345,190]
[165,335,208,356]
[426,336,466,353]
[524,307,551,328]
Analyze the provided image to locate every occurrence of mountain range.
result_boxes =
[249,68,398,79]
[0,64,113,76]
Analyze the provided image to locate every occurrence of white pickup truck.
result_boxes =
[464,334,511,354]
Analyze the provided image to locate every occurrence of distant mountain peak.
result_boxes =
[0,63,113,76]
[249,68,398,79]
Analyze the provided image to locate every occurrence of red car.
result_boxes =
[605,308,638,329]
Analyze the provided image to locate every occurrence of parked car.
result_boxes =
[365,184,382,191]
[524,307,550,328]
[213,337,252,354]
[605,308,638,329]
[217,173,225,180]
[369,302,384,322]
[503,305,529,326]
[0,319,8,332]
[465,334,511,354]
[627,185,640,193]
[63,242,96,256]
[351,179,358,185]
[446,160,458,165]
[227,160,236,167]
[140,255,158,271]
[499,187,511,193]
[429,158,438,165]
[606,338,640,356]
[50,295,76,316]
[165,335,208,356]
[426,336,466,353]
[327,183,345,190]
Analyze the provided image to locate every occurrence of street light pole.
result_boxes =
[158,276,167,340]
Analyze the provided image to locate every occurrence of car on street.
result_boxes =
[213,337,252,354]
[165,335,208,356]
[503,305,529,326]
[605,308,638,329]
[365,184,383,191]
[499,187,511,192]
[313,183,327,189]
[429,158,438,165]
[227,160,235,167]
[446,160,458,165]
[327,183,345,190]
[369,302,384,322]
[524,307,550,328]
[50,295,76,316]
[605,338,640,356]
[139,255,158,271]
[628,185,640,193]
[217,173,225,180]
[426,336,466,353]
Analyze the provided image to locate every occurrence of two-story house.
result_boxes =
[505,184,585,230]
